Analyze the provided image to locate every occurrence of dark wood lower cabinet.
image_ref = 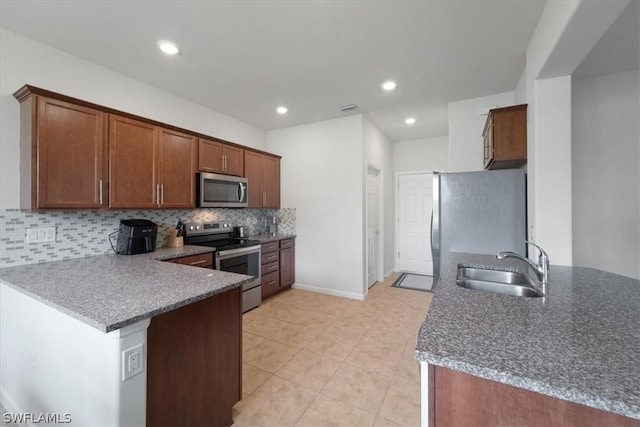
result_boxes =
[260,238,295,301]
[433,366,638,427]
[146,287,241,427]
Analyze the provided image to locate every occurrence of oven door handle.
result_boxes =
[215,245,261,260]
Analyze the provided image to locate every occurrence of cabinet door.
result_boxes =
[109,115,158,208]
[244,151,263,208]
[262,155,280,209]
[493,108,527,161]
[222,145,244,177]
[36,97,106,208]
[261,271,280,299]
[280,245,294,288]
[159,129,196,208]
[198,138,223,173]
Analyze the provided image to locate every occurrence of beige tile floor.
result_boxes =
[233,273,433,427]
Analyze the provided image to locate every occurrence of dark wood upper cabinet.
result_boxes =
[223,144,244,177]
[483,104,527,170]
[108,115,159,209]
[109,118,195,209]
[15,91,107,209]
[198,138,223,173]
[14,85,280,211]
[159,129,196,208]
[198,138,244,177]
[245,151,280,209]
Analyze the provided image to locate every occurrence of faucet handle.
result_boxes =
[526,241,548,262]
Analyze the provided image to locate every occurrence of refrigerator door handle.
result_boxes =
[430,210,433,248]
[431,173,441,285]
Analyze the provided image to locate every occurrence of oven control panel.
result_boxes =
[184,221,234,236]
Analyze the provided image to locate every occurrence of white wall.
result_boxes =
[363,118,394,278]
[531,76,574,265]
[0,28,266,209]
[1,283,149,425]
[521,0,631,266]
[447,92,515,172]
[267,115,365,299]
[393,136,448,173]
[572,69,640,279]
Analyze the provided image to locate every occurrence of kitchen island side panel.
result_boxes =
[0,283,148,425]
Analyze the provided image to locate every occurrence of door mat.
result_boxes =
[391,273,434,292]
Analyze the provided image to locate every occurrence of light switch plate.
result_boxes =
[26,227,56,243]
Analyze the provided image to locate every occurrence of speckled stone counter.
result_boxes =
[415,252,640,419]
[248,233,296,243]
[0,245,253,333]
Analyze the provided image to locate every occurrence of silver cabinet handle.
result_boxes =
[99,180,103,205]
[223,155,227,172]
[189,260,208,266]
[160,184,164,206]
[263,191,266,207]
[156,184,160,207]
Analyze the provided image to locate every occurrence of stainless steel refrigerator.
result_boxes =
[431,169,527,285]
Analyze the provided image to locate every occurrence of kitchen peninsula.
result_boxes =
[0,245,252,426]
[416,253,640,426]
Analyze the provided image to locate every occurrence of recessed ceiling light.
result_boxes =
[382,80,397,91]
[276,106,288,114]
[405,117,416,125]
[157,40,179,55]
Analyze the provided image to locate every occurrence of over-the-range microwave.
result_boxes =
[197,172,248,208]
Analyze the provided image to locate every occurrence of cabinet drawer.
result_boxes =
[261,251,279,264]
[171,253,213,268]
[262,261,279,275]
[261,275,280,299]
[261,271,279,287]
[280,238,295,249]
[261,241,279,253]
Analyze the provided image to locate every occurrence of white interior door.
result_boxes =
[397,173,433,274]
[367,167,380,288]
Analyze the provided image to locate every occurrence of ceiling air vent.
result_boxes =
[339,104,358,112]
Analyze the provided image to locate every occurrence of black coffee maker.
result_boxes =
[115,219,158,255]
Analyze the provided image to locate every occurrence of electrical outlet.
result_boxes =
[122,344,144,381]
[26,227,56,243]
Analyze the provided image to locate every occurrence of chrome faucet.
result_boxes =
[496,241,549,295]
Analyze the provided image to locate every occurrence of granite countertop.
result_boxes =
[415,252,640,420]
[0,245,253,333]
[248,233,297,243]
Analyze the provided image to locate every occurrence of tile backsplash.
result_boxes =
[0,208,295,267]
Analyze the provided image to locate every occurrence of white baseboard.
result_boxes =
[384,268,396,279]
[291,283,365,301]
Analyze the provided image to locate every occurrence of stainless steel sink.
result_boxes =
[456,265,543,298]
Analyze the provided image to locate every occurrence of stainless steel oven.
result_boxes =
[183,221,262,312]
[216,245,261,313]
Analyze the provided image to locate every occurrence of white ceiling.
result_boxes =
[0,0,550,141]
[573,0,640,79]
